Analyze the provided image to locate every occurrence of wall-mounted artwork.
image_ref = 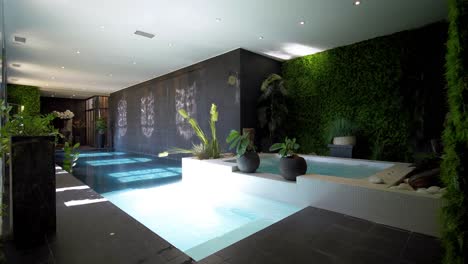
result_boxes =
[175,81,196,139]
[117,98,127,138]
[140,92,155,138]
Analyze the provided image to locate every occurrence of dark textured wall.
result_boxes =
[40,97,86,144]
[109,49,280,157]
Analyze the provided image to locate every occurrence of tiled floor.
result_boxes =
[4,150,443,264]
[199,207,442,264]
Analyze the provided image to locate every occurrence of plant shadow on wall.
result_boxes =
[257,74,288,151]
[159,103,220,159]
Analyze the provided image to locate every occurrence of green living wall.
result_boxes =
[283,22,447,161]
[7,84,41,115]
[440,0,468,263]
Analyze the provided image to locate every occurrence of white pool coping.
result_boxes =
[182,154,443,237]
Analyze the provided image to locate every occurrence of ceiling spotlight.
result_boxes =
[100,25,105,29]
[299,21,305,25]
[168,43,173,47]
[61,66,65,69]
[354,1,361,5]
[72,94,76,97]
[76,50,81,54]
[259,36,264,40]
[133,61,137,65]
[215,18,222,22]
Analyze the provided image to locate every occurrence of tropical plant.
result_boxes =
[258,74,288,144]
[160,103,220,159]
[269,137,300,158]
[226,130,255,157]
[95,117,107,134]
[63,142,80,173]
[327,118,358,142]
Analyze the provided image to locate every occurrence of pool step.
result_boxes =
[184,218,274,261]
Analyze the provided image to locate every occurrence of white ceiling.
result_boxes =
[5,0,447,99]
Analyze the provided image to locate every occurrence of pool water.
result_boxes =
[257,156,391,179]
[103,182,302,261]
[71,150,302,261]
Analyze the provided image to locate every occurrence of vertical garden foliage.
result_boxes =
[441,0,468,263]
[7,84,41,115]
[282,23,447,161]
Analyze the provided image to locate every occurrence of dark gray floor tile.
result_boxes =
[401,233,442,264]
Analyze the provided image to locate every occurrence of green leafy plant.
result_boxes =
[269,137,300,158]
[160,103,220,159]
[327,118,358,142]
[63,142,80,173]
[258,74,288,145]
[0,100,60,160]
[440,1,468,263]
[95,117,107,134]
[226,130,255,157]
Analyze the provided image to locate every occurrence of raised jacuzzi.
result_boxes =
[182,153,443,237]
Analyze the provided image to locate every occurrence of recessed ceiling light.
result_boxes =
[100,25,105,29]
[299,21,305,25]
[51,94,55,97]
[354,1,361,5]
[215,18,222,22]
[133,61,137,65]
[61,66,65,69]
[168,43,173,47]
[76,50,81,54]
[259,36,264,40]
[72,94,76,97]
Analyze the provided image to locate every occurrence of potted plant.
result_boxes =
[0,101,60,248]
[257,74,288,150]
[226,129,260,173]
[327,118,358,146]
[269,137,307,181]
[327,118,358,158]
[95,117,107,148]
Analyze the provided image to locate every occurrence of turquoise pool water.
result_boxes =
[72,151,302,261]
[102,182,302,261]
[257,156,391,179]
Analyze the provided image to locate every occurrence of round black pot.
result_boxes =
[280,155,307,181]
[237,152,260,173]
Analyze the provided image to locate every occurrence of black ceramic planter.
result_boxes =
[237,152,260,173]
[10,136,56,248]
[280,155,307,181]
[97,133,105,148]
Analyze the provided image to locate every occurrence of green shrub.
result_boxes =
[440,0,468,263]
